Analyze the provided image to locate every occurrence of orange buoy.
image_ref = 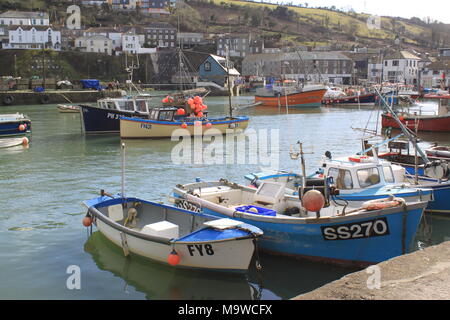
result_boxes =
[168,250,180,266]
[399,116,405,121]
[205,122,212,129]
[302,190,325,212]
[19,124,26,131]
[202,104,208,110]
[177,108,185,116]
[22,137,29,146]
[82,216,93,227]
[197,112,204,118]
[181,123,188,129]
[194,121,202,127]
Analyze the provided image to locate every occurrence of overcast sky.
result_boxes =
[277,0,450,24]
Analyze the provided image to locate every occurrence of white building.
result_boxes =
[121,32,145,54]
[75,35,113,55]
[84,27,123,51]
[3,25,61,50]
[0,11,49,26]
[382,51,421,85]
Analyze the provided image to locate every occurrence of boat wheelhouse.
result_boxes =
[79,95,153,134]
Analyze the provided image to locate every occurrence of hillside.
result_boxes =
[1,0,449,53]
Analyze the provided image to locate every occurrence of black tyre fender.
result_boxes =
[3,95,14,105]
[39,94,50,104]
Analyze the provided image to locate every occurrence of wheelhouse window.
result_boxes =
[158,110,174,121]
[328,168,353,190]
[383,166,395,183]
[107,101,116,109]
[357,168,381,188]
[136,100,147,112]
[150,110,158,120]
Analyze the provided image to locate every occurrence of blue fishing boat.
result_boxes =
[82,192,263,273]
[172,179,428,267]
[0,113,31,137]
[244,154,433,209]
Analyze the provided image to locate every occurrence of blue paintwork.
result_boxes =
[79,105,147,133]
[199,55,231,87]
[120,115,249,126]
[245,171,433,202]
[199,205,424,265]
[0,119,31,137]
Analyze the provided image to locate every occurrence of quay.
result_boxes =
[0,90,123,106]
[292,241,450,300]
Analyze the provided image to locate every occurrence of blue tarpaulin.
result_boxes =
[80,79,103,91]
[34,86,44,92]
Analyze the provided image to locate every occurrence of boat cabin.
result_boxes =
[97,97,151,114]
[320,157,400,191]
[148,107,209,122]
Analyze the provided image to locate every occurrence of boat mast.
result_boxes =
[226,44,233,118]
[374,87,430,163]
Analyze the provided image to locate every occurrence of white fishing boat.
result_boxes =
[0,137,29,148]
[57,104,80,113]
[83,192,263,273]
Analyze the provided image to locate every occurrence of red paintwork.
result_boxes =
[255,89,327,108]
[382,113,450,132]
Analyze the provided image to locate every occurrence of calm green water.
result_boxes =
[1,96,449,300]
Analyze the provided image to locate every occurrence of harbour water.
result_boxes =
[1,96,449,300]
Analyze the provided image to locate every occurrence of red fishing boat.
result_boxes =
[382,113,450,132]
[255,82,327,108]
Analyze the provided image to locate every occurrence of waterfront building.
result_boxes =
[382,50,421,85]
[3,25,61,50]
[140,0,171,15]
[242,51,353,85]
[217,34,250,58]
[84,27,123,51]
[420,58,450,89]
[144,23,176,48]
[177,32,204,48]
[75,35,113,55]
[0,11,49,26]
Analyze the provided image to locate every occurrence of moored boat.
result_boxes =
[322,92,377,106]
[0,113,31,137]
[57,104,80,113]
[0,137,29,148]
[83,192,263,273]
[245,154,433,209]
[255,83,327,108]
[79,95,152,134]
[120,107,249,139]
[172,179,428,267]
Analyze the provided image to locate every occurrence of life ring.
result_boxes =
[3,95,14,105]
[348,155,371,163]
[39,95,50,104]
[362,197,405,211]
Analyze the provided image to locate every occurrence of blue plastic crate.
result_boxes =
[235,205,276,217]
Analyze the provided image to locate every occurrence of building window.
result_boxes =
[204,61,211,71]
[392,60,399,66]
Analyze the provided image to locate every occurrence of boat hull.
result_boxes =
[173,189,426,267]
[0,119,31,137]
[79,105,147,134]
[382,113,450,132]
[94,218,256,272]
[85,196,261,272]
[120,116,249,139]
[322,93,377,106]
[255,89,327,108]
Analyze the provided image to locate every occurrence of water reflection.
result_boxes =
[84,232,258,300]
[84,231,360,300]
